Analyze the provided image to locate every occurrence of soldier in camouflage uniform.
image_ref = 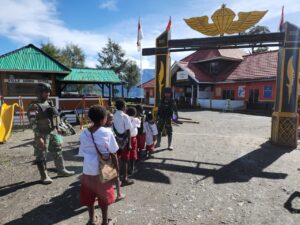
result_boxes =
[27,83,74,184]
[155,87,178,150]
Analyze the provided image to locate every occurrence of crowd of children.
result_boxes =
[79,99,159,225]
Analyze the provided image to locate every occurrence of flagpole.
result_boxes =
[140,47,143,103]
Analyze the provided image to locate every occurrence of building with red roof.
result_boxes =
[170,49,278,110]
[139,48,279,111]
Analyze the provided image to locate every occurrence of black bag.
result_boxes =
[113,125,128,150]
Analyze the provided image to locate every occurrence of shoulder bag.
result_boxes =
[89,130,118,183]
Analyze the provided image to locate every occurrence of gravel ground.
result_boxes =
[1,110,300,225]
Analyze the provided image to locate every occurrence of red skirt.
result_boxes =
[137,133,146,151]
[80,174,115,208]
[119,136,138,161]
[146,144,155,153]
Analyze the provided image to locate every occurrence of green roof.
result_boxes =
[57,68,122,83]
[0,44,70,73]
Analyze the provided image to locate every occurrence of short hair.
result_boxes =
[126,107,136,117]
[146,112,153,121]
[115,99,125,110]
[88,105,107,123]
[135,104,143,113]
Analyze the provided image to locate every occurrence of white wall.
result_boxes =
[198,99,246,110]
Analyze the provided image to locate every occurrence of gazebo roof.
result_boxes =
[57,68,123,83]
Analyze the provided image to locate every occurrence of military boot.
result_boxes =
[167,134,173,150]
[155,133,162,148]
[54,156,75,177]
[37,162,53,184]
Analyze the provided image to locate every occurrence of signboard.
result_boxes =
[238,86,245,98]
[4,79,52,84]
[263,85,272,98]
[176,71,189,80]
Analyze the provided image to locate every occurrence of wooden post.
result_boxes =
[271,22,300,148]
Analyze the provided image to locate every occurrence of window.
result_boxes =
[222,90,235,100]
[263,86,272,98]
[210,61,220,74]
[7,83,37,96]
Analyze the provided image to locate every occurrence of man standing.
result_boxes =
[27,83,74,184]
[155,87,177,150]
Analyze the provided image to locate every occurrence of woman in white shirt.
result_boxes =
[79,105,119,225]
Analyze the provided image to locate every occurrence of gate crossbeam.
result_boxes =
[143,32,285,56]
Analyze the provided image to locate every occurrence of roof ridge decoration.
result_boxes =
[184,4,267,36]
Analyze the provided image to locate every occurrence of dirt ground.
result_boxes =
[1,110,300,225]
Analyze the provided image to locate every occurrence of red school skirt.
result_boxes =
[137,133,146,151]
[118,136,138,161]
[146,144,155,153]
[80,174,115,208]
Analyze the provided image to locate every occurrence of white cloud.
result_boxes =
[0,0,300,71]
[99,0,118,11]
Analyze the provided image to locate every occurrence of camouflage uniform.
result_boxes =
[156,88,178,149]
[27,83,74,184]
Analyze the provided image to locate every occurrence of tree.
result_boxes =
[123,60,140,95]
[240,25,271,53]
[41,42,85,68]
[97,38,140,96]
[97,38,127,76]
[41,42,62,62]
[60,43,85,68]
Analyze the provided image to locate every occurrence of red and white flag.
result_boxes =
[137,17,143,52]
[279,6,284,32]
[166,16,171,31]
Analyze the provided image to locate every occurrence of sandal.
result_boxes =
[115,193,126,202]
[86,215,99,225]
[121,179,134,187]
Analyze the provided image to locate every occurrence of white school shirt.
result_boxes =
[79,127,119,176]
[144,121,158,145]
[113,110,132,134]
[129,117,141,137]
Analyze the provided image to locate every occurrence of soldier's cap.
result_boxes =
[36,82,51,93]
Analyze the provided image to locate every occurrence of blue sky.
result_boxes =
[0,0,299,68]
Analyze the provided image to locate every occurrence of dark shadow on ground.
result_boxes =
[212,141,291,184]
[284,191,300,213]
[9,140,34,149]
[4,181,85,225]
[132,167,171,184]
[0,181,40,197]
[151,148,169,154]
[135,141,290,184]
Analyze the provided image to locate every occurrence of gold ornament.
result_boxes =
[184,4,267,36]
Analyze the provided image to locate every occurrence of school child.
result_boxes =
[113,99,133,186]
[135,105,146,159]
[144,113,158,158]
[104,112,126,202]
[126,107,141,175]
[79,105,119,225]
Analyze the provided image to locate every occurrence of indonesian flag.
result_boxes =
[137,17,143,52]
[166,16,171,31]
[279,6,284,32]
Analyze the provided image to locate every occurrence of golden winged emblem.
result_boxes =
[286,56,295,104]
[184,4,267,36]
